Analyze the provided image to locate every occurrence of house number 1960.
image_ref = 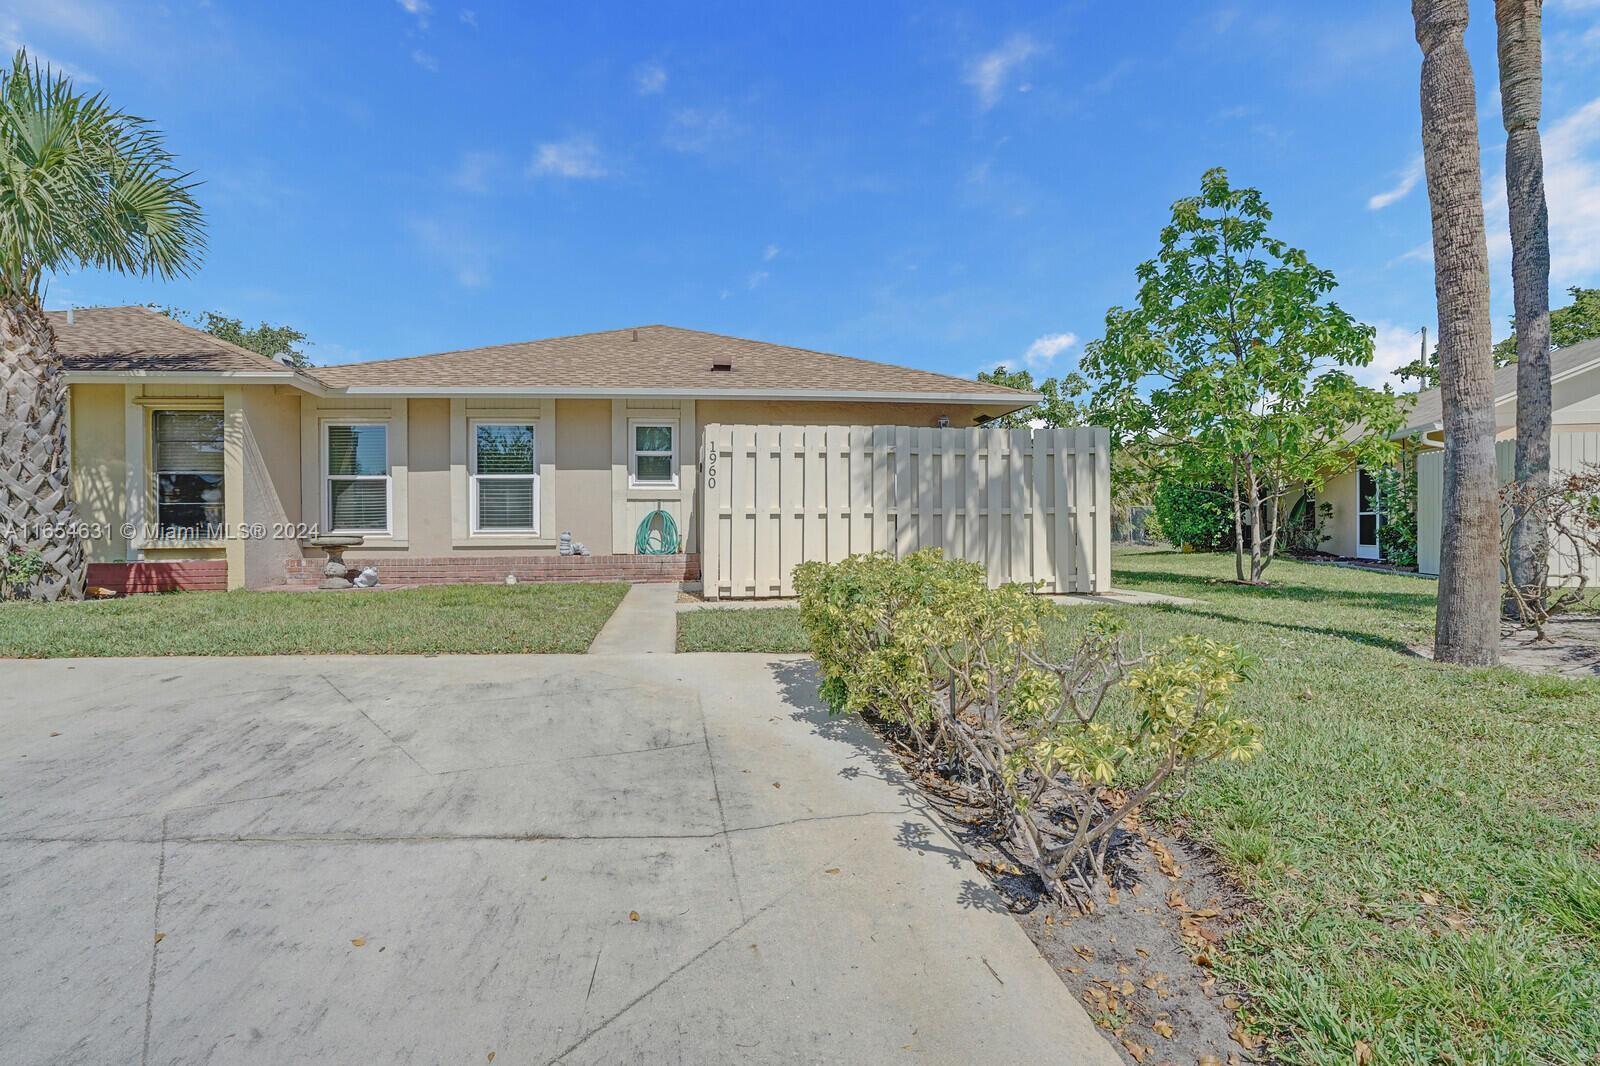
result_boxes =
[705,443,718,489]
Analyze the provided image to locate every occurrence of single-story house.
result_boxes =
[1319,336,1600,568]
[55,307,1036,592]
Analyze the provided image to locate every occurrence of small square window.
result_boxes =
[630,421,677,487]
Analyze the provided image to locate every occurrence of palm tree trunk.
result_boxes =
[0,304,86,601]
[1497,0,1551,611]
[1414,0,1501,665]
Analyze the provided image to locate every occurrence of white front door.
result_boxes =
[1356,467,1381,560]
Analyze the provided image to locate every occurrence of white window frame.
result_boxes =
[323,420,392,536]
[628,418,679,489]
[149,407,225,542]
[469,420,540,535]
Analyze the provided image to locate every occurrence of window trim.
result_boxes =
[149,406,225,543]
[323,420,393,536]
[468,419,540,535]
[628,418,679,489]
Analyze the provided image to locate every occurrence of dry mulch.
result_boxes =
[1408,615,1600,677]
[869,731,1266,1066]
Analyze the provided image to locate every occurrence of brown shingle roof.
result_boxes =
[313,324,1029,399]
[47,306,296,375]
[1398,336,1600,435]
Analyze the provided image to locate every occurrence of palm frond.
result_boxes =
[0,48,205,304]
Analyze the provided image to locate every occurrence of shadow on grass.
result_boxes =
[1120,565,1437,614]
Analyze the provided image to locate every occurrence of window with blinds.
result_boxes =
[325,423,390,533]
[153,410,224,538]
[471,423,538,533]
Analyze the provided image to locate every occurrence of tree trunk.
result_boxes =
[0,304,86,601]
[1244,456,1264,583]
[1497,0,1552,611]
[1414,0,1501,665]
[1230,458,1246,582]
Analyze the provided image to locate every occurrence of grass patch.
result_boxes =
[1047,549,1600,1064]
[677,549,1600,1063]
[0,582,628,657]
[676,606,809,653]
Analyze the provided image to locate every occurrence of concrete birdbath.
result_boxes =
[307,535,365,590]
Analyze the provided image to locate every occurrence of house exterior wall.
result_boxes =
[1416,432,1600,577]
[70,385,1030,590]
[1319,466,1361,559]
[68,384,126,564]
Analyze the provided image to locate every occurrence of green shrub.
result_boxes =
[1150,481,1231,551]
[1,549,45,600]
[794,549,1262,903]
[1375,461,1418,567]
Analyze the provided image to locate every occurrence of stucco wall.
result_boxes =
[1320,465,1360,558]
[407,398,453,556]
[556,398,613,555]
[236,385,305,588]
[68,384,126,563]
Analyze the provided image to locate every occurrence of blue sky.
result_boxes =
[10,0,1600,388]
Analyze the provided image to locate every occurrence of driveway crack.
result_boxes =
[696,691,746,922]
[320,673,433,776]
[139,812,170,1066]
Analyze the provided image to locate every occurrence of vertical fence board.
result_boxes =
[702,423,1110,598]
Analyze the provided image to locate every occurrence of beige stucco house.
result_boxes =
[1317,337,1600,566]
[57,307,1034,592]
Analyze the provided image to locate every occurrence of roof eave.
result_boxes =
[331,384,1040,406]
[64,369,331,395]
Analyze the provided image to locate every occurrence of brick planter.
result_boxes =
[283,553,700,588]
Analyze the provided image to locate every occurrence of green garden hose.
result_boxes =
[634,508,680,555]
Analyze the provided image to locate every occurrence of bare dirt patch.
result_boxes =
[1408,615,1600,676]
[873,731,1264,1065]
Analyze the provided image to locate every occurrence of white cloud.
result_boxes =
[762,244,780,261]
[663,107,737,153]
[529,135,607,179]
[1358,321,1430,389]
[1539,97,1600,282]
[963,34,1041,110]
[634,62,667,95]
[395,0,431,27]
[449,150,499,194]
[410,49,438,72]
[409,216,493,288]
[746,270,770,290]
[1021,331,1076,371]
[1368,154,1424,210]
[460,9,477,28]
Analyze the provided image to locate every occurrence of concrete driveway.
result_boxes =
[0,653,1117,1065]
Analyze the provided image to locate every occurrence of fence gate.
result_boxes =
[698,424,1111,599]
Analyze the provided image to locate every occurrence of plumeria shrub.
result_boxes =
[796,549,1263,904]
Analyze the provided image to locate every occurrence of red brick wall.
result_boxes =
[87,561,229,594]
[284,553,699,587]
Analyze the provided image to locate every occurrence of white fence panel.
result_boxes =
[1416,432,1600,580]
[699,424,1111,599]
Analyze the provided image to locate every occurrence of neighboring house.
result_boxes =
[55,307,1035,592]
[1319,337,1600,568]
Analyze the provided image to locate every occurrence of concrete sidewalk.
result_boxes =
[0,653,1119,1065]
[588,582,679,654]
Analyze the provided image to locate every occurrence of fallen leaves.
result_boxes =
[628,911,640,922]
[1121,1037,1150,1062]
[153,932,165,944]
[350,937,366,948]
[1355,1038,1373,1065]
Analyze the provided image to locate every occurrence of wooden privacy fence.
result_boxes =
[699,424,1111,600]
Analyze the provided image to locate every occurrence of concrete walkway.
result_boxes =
[0,653,1119,1065]
[678,586,1196,611]
[588,582,679,654]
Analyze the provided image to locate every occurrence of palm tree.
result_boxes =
[0,50,204,600]
[1412,0,1501,664]
[1496,0,1551,610]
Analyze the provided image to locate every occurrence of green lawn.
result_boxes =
[676,605,810,652]
[680,548,1600,1064]
[0,582,628,657]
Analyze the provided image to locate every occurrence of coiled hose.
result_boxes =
[634,508,680,554]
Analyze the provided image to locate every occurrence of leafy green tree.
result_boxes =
[1081,168,1405,584]
[162,309,310,369]
[1399,287,1600,387]
[0,50,203,600]
[975,365,1086,428]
